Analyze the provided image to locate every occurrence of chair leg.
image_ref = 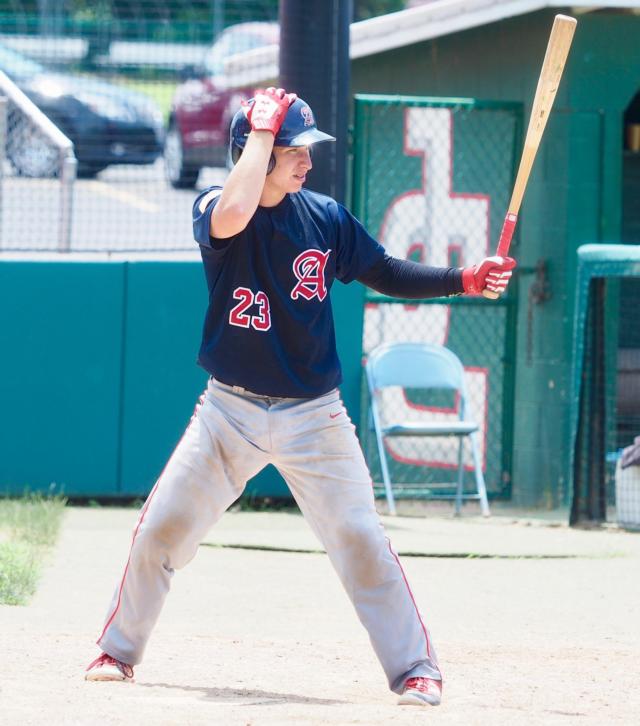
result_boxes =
[369,395,397,516]
[378,440,397,516]
[455,437,464,516]
[470,432,490,516]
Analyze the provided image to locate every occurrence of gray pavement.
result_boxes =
[0,161,227,253]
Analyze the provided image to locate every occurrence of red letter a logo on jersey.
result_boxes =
[290,249,331,301]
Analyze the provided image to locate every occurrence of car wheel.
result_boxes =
[164,124,200,189]
[7,126,59,178]
[76,163,107,179]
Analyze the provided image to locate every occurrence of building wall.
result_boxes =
[350,8,640,506]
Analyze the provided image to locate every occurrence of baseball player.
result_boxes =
[85,88,515,708]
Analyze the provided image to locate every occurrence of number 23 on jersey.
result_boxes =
[229,287,272,331]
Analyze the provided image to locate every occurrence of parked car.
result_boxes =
[164,21,278,189]
[0,42,164,178]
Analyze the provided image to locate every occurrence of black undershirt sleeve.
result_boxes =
[356,254,464,299]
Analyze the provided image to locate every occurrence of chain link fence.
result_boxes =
[616,278,640,452]
[0,72,77,250]
[352,96,521,501]
[571,249,640,528]
[0,1,281,252]
[0,2,404,251]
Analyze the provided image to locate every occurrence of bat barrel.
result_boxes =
[490,14,577,263]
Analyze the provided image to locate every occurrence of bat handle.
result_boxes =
[496,212,518,257]
[481,212,518,299]
[482,289,499,300]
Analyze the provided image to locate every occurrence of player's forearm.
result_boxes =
[210,131,273,239]
[357,255,463,299]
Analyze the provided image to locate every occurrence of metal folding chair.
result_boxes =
[365,342,490,517]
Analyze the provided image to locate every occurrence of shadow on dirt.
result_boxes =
[137,681,347,706]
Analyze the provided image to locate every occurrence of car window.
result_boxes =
[203,30,275,77]
[0,43,45,81]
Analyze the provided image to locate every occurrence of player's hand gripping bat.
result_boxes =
[483,14,577,299]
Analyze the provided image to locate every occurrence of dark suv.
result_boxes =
[0,42,164,178]
[164,22,278,189]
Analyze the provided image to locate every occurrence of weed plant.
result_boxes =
[0,494,66,605]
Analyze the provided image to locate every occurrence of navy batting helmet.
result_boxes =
[229,96,335,168]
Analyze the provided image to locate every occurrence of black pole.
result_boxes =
[279,0,351,203]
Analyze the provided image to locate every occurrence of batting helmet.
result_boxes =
[229,96,335,168]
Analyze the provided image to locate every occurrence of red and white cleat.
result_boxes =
[85,652,134,682]
[397,677,442,707]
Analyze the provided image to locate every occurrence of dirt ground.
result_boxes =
[1,505,639,725]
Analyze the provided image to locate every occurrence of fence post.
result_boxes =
[0,96,6,250]
[59,152,76,252]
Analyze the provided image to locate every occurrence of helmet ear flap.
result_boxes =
[266,153,275,175]
[231,144,242,165]
[230,146,275,175]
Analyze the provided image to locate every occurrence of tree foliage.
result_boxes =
[354,0,405,21]
[2,1,407,23]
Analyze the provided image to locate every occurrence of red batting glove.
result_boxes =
[462,256,517,296]
[247,87,297,136]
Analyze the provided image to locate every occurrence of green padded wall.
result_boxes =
[117,261,209,497]
[0,260,124,496]
[0,259,366,499]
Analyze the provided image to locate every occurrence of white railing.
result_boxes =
[0,70,77,251]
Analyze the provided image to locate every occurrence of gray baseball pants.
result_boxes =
[97,378,441,693]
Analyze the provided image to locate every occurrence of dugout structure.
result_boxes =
[570,244,640,525]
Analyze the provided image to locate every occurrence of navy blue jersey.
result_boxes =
[193,186,385,397]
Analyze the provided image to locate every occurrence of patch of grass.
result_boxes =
[71,497,145,509]
[0,494,67,606]
[0,494,67,547]
[0,541,38,605]
[234,496,301,513]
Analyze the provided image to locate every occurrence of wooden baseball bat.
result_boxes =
[483,14,577,299]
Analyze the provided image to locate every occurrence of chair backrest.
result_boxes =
[366,342,467,394]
